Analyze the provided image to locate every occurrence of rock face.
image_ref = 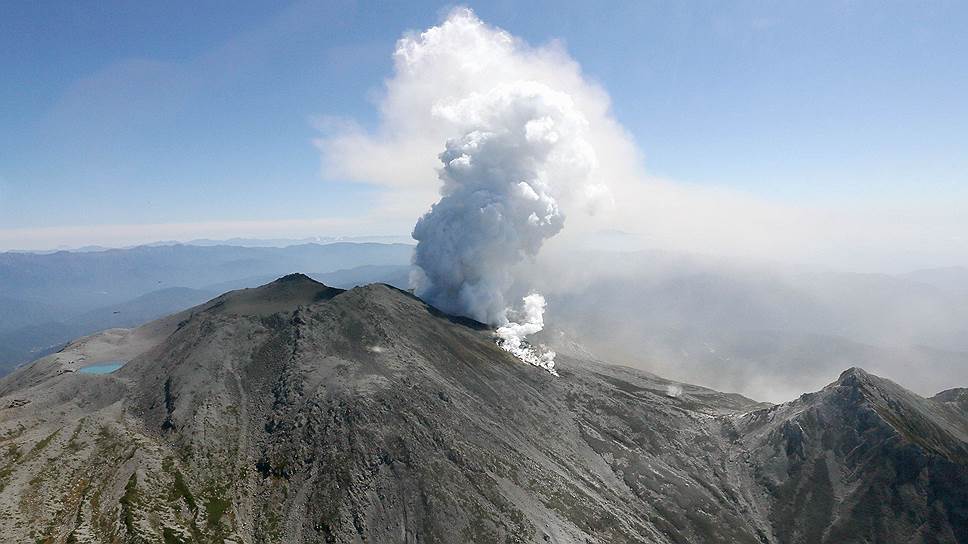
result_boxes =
[737,368,968,543]
[0,274,965,543]
[934,388,968,416]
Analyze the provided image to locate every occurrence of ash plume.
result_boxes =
[410,82,600,372]
[318,7,613,372]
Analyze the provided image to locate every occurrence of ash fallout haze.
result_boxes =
[1,2,968,543]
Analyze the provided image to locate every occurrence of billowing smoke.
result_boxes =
[409,80,601,373]
[411,83,596,316]
[317,7,615,372]
[495,294,557,375]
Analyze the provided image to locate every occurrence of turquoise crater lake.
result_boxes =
[78,362,125,374]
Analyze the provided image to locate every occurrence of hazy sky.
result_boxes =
[2,1,966,266]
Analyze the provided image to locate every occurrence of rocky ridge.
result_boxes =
[0,274,965,543]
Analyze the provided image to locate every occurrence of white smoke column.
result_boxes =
[409,82,600,373]
[495,294,558,375]
[411,82,598,329]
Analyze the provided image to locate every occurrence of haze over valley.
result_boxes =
[3,241,967,404]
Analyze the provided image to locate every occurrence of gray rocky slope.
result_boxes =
[0,274,965,543]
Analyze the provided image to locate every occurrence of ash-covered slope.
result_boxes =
[0,274,965,543]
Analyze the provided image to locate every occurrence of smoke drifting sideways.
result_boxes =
[410,81,602,373]
[495,294,558,375]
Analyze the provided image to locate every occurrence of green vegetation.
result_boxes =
[162,527,189,544]
[0,424,27,443]
[93,425,125,459]
[28,469,45,487]
[260,509,283,543]
[3,443,23,460]
[204,490,232,527]
[0,443,24,492]
[65,419,86,453]
[119,473,139,536]
[27,428,61,458]
[171,468,198,513]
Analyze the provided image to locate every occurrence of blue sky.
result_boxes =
[1,1,966,255]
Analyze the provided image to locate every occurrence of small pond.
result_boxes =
[78,361,125,374]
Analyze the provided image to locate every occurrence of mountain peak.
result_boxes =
[934,387,968,402]
[203,273,344,317]
[272,272,319,284]
[933,387,968,415]
[836,366,873,387]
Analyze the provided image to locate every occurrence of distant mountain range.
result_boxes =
[0,242,413,373]
[0,275,964,542]
[4,235,415,254]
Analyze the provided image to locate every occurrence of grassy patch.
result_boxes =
[260,509,283,542]
[93,425,124,457]
[66,419,86,453]
[204,491,231,527]
[0,444,24,492]
[28,470,46,487]
[162,527,189,544]
[119,473,138,537]
[28,429,61,457]
[3,443,23,461]
[170,469,198,513]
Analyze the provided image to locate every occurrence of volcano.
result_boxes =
[0,274,966,543]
